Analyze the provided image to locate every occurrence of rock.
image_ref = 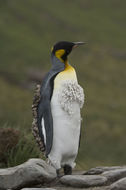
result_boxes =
[60,175,107,188]
[110,177,126,190]
[53,187,108,190]
[85,166,126,175]
[21,188,56,190]
[102,168,126,183]
[72,170,86,175]
[0,158,56,190]
[1,162,126,190]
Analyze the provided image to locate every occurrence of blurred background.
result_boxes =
[0,0,126,169]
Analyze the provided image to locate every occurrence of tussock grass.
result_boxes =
[6,135,42,168]
[0,125,43,168]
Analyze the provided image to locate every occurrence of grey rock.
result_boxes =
[85,166,126,175]
[102,168,126,183]
[0,158,56,190]
[60,175,107,188]
[110,177,126,190]
[21,188,56,190]
[55,187,108,190]
[72,170,86,175]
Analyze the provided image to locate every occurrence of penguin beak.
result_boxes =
[73,41,87,48]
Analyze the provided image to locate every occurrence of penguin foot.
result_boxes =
[63,164,72,175]
[56,169,63,178]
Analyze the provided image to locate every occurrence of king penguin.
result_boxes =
[32,41,85,176]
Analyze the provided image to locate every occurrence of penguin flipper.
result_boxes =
[34,77,53,156]
[32,81,54,156]
[42,99,53,156]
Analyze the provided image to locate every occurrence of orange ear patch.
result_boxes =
[55,49,65,62]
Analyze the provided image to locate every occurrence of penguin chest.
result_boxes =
[50,77,84,165]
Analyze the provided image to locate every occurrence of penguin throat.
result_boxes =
[64,60,75,73]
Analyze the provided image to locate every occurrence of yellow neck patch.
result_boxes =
[55,49,65,62]
[53,61,77,89]
[64,60,74,72]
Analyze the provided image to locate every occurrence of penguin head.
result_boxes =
[51,41,86,62]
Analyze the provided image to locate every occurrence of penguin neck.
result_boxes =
[53,58,77,91]
[64,60,75,73]
[54,54,76,76]
[51,53,74,73]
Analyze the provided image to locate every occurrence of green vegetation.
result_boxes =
[6,134,42,168]
[0,0,126,169]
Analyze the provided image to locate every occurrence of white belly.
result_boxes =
[48,80,84,169]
